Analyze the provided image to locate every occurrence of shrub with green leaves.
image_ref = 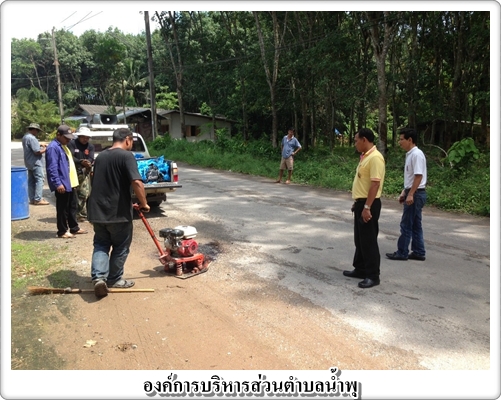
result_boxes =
[446,138,480,168]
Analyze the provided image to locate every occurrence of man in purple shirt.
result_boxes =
[45,125,87,238]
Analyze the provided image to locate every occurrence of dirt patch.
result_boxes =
[11,197,425,371]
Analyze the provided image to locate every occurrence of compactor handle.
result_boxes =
[133,204,167,258]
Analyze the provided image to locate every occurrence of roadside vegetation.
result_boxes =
[149,133,490,217]
[11,233,73,292]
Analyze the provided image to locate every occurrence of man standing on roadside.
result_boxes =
[46,125,88,239]
[343,128,386,289]
[68,127,95,222]
[275,127,301,184]
[386,128,427,261]
[22,122,49,205]
[87,128,150,298]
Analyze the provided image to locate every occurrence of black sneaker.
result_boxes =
[386,252,408,261]
[408,252,426,261]
[94,280,108,298]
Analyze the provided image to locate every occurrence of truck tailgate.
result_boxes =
[143,182,182,193]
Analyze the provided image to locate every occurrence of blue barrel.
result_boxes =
[11,166,29,220]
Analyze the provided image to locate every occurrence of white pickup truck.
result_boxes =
[78,121,181,207]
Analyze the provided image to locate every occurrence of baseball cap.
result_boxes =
[113,128,133,140]
[57,125,76,139]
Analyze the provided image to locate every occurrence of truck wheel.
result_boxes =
[148,201,161,208]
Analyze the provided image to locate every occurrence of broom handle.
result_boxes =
[71,288,155,293]
[28,287,155,295]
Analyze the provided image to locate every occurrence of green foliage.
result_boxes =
[150,134,173,151]
[200,102,212,116]
[153,86,179,110]
[149,137,490,217]
[446,138,480,168]
[11,88,61,139]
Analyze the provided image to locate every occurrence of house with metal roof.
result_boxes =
[67,104,232,141]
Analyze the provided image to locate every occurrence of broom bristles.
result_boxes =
[27,286,69,295]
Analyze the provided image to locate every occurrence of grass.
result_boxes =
[11,242,72,289]
[149,134,490,217]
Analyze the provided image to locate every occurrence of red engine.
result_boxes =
[176,239,198,257]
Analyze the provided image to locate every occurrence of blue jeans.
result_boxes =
[396,190,427,257]
[91,222,133,284]
[28,165,44,202]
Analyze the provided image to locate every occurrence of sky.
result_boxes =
[2,3,157,40]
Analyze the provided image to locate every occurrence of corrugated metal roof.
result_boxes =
[72,105,233,122]
[75,105,113,115]
[157,109,232,122]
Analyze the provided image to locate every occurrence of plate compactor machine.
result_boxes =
[134,204,210,278]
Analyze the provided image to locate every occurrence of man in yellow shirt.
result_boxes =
[343,128,386,288]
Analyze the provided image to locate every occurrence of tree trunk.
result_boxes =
[449,12,465,144]
[254,11,287,148]
[329,98,334,152]
[406,13,418,132]
[365,12,401,158]
[241,76,248,141]
[156,11,186,138]
[30,55,43,93]
[300,93,308,151]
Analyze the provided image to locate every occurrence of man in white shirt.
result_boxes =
[386,128,428,261]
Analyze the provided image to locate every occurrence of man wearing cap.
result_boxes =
[87,128,150,298]
[275,127,301,184]
[45,125,88,239]
[22,122,49,205]
[68,127,95,221]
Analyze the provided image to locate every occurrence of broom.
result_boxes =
[27,286,154,295]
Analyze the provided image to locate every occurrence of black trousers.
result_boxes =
[55,190,79,236]
[352,198,381,280]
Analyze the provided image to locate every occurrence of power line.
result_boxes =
[66,11,103,32]
[61,12,77,24]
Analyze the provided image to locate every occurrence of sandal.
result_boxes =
[58,232,76,239]
[109,279,135,288]
[72,229,88,234]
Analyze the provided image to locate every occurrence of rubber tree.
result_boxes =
[253,11,288,148]
[156,11,187,138]
[364,11,401,157]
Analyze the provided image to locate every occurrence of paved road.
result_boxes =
[162,163,491,371]
[10,142,493,370]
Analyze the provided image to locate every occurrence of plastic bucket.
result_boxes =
[11,166,29,220]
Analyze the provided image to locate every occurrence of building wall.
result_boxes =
[167,114,231,142]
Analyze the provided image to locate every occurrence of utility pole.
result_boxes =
[51,27,64,123]
[144,11,158,140]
